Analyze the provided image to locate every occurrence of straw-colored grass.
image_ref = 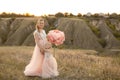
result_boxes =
[0,46,120,80]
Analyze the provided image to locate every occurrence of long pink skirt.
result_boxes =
[24,45,59,78]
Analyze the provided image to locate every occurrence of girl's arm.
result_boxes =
[43,30,52,50]
[34,32,45,52]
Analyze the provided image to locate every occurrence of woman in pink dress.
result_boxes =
[24,18,59,78]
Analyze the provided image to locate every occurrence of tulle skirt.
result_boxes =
[24,45,59,78]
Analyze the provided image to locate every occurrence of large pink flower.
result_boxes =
[47,30,65,46]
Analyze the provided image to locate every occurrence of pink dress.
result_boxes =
[24,30,59,78]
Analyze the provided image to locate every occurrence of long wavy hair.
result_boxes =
[35,17,44,32]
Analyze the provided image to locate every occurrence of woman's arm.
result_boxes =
[34,32,45,52]
[45,41,52,49]
[43,30,52,50]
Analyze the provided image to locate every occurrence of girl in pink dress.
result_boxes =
[24,18,59,78]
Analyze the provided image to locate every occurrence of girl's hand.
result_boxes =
[45,42,52,49]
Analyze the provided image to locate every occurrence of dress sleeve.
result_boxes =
[33,31,45,52]
[43,30,52,51]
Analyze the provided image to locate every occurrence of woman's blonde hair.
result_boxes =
[35,17,44,31]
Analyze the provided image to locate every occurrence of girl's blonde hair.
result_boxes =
[35,17,44,31]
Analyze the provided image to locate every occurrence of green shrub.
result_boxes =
[109,24,116,31]
[98,39,106,48]
[113,31,120,40]
[90,26,101,37]
[106,20,116,31]
[84,18,100,37]
[113,31,120,37]
[116,37,120,41]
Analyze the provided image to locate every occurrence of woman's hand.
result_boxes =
[45,42,52,49]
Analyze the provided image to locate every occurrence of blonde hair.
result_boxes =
[35,17,44,32]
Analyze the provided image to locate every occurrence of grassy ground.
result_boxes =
[0,46,120,80]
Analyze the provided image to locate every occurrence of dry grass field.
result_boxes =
[0,46,120,80]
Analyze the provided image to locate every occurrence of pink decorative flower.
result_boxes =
[47,30,65,46]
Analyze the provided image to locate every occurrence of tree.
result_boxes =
[69,13,74,17]
[77,13,82,17]
[55,12,64,17]
[64,12,69,17]
[109,13,118,18]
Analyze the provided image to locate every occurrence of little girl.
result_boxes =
[24,18,59,78]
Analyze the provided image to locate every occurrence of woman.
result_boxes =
[24,18,59,78]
